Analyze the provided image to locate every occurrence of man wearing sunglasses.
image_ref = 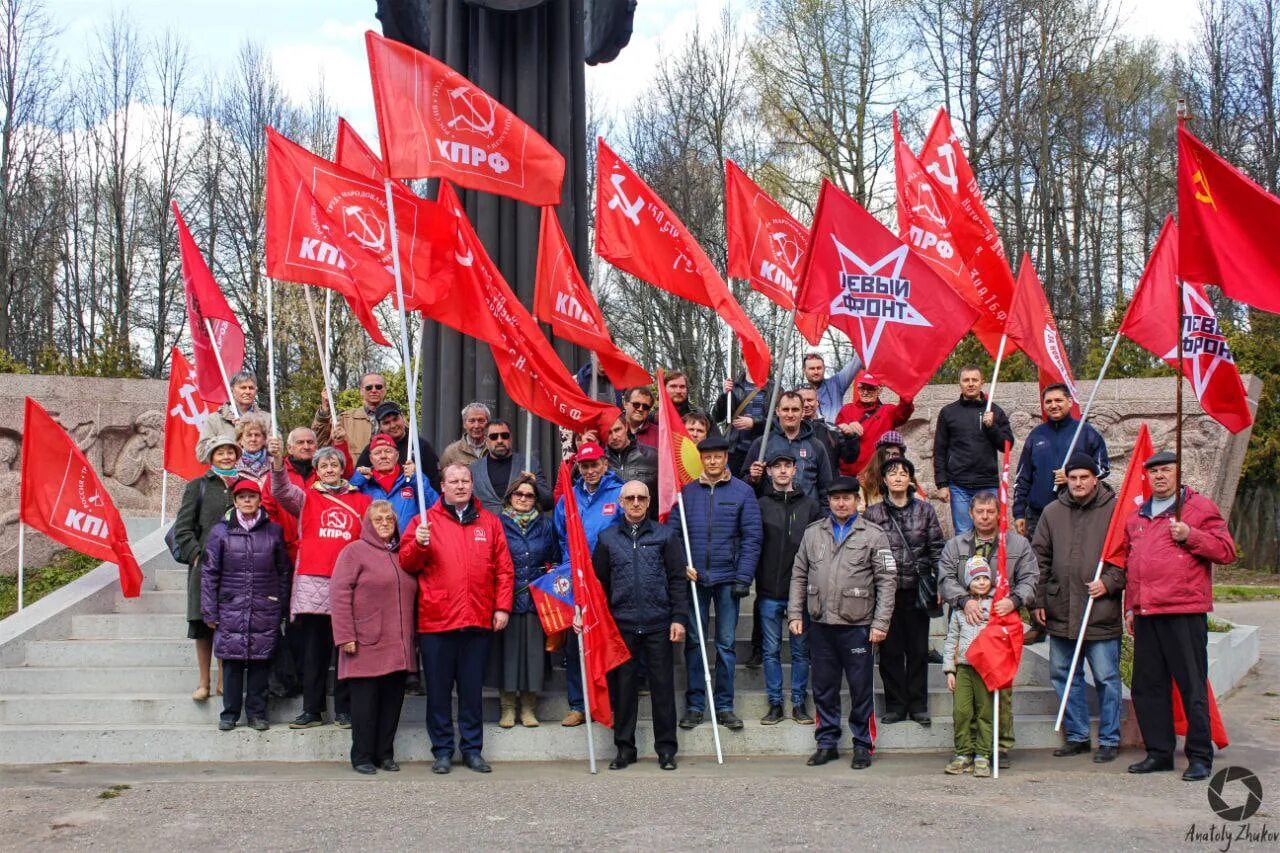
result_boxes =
[834,371,915,476]
[468,419,551,515]
[623,387,658,449]
[313,372,387,460]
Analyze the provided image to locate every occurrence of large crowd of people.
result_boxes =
[172,354,1234,782]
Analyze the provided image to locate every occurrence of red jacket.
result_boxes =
[1122,487,1236,616]
[399,498,515,633]
[834,397,914,475]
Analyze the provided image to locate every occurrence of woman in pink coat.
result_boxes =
[330,501,418,774]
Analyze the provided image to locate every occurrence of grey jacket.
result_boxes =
[468,454,551,516]
[937,529,1039,611]
[788,515,897,632]
[942,596,992,673]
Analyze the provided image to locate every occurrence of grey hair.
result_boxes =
[234,413,270,440]
[359,371,384,385]
[461,401,491,420]
[287,426,316,446]
[229,369,257,387]
[314,445,347,470]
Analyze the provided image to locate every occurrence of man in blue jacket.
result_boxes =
[667,435,762,731]
[349,434,439,532]
[554,441,624,726]
[802,351,862,424]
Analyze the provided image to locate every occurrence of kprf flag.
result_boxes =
[365,30,565,206]
[893,115,1003,354]
[655,369,703,523]
[426,183,621,435]
[965,443,1024,691]
[595,138,772,385]
[163,349,212,481]
[917,109,1018,353]
[335,117,386,180]
[534,207,651,390]
[529,563,575,635]
[560,460,631,728]
[175,203,245,405]
[20,398,143,597]
[724,158,808,311]
[1100,422,1153,569]
[1005,256,1081,416]
[1120,217,1252,433]
[1178,124,1280,314]
[793,178,978,398]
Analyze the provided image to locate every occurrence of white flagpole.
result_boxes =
[203,318,240,420]
[590,257,605,400]
[409,313,424,402]
[16,520,24,612]
[159,474,168,529]
[1058,331,1122,469]
[324,288,333,370]
[984,333,1008,416]
[383,177,429,526]
[265,278,279,437]
[756,307,798,466]
[992,689,1001,778]
[304,287,340,436]
[524,408,535,474]
[1054,558,1106,731]
[676,491,725,764]
[576,605,598,774]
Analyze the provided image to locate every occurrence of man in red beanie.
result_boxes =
[834,371,915,476]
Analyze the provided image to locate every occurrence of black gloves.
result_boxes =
[731,583,752,600]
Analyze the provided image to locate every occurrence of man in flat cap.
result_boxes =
[1122,450,1236,782]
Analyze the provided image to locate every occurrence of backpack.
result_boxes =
[164,477,207,562]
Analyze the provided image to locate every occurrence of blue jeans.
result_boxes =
[564,632,583,712]
[759,597,808,706]
[949,485,982,536]
[684,582,739,713]
[1049,635,1122,747]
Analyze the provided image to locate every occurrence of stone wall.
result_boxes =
[0,372,1260,574]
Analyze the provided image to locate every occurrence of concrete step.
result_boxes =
[114,591,186,614]
[0,713,1105,764]
[151,569,188,592]
[72,613,189,639]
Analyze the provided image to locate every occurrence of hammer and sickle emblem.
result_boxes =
[342,205,387,252]
[1192,169,1217,210]
[170,382,209,428]
[446,85,496,137]
[608,173,643,226]
[925,142,959,193]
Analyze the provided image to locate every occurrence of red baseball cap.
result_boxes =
[573,442,606,463]
[231,477,261,496]
[856,370,882,388]
[368,433,397,452]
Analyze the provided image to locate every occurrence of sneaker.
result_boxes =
[334,713,352,730]
[679,710,704,729]
[745,652,763,669]
[248,718,270,732]
[716,710,744,731]
[927,649,943,665]
[760,704,784,725]
[289,713,323,729]
[973,756,992,778]
[560,710,586,727]
[791,703,815,725]
[944,754,974,775]
[850,746,872,769]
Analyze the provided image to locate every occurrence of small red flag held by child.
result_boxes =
[966,443,1024,691]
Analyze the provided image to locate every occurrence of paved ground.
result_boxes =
[1,602,1276,851]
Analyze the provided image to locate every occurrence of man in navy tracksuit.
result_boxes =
[667,435,762,731]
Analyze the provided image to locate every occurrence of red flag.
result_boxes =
[163,349,213,481]
[655,369,704,524]
[534,207,651,390]
[426,184,621,435]
[1178,124,1280,313]
[334,117,386,180]
[793,178,978,398]
[966,443,1024,691]
[1005,256,1081,416]
[724,158,808,311]
[1100,423,1154,569]
[175,203,245,405]
[595,138,771,385]
[1120,217,1253,433]
[20,398,143,597]
[893,115,1004,354]
[365,30,565,206]
[917,109,1018,354]
[1172,680,1230,749]
[560,460,631,728]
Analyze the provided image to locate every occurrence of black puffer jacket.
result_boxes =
[933,394,1015,490]
[755,489,823,600]
[605,438,658,518]
[592,519,689,634]
[862,490,945,591]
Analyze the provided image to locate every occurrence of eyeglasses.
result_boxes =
[629,401,652,411]
[363,383,384,391]
[488,431,511,440]
[621,495,650,503]
[511,490,537,499]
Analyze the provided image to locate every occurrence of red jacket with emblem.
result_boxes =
[834,397,914,475]
[399,498,515,633]
[270,467,371,577]
[1121,487,1236,616]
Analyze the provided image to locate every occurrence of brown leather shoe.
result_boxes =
[561,710,586,727]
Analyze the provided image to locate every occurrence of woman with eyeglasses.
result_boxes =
[487,473,559,727]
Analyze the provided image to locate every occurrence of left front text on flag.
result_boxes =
[176,203,245,406]
[20,397,143,597]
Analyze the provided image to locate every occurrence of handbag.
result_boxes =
[886,507,942,617]
[164,477,207,562]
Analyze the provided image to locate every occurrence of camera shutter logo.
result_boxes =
[1207,766,1263,822]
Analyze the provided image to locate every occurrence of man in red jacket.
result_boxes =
[401,463,514,775]
[834,371,914,476]
[1122,451,1236,782]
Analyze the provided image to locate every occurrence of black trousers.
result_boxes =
[1132,613,1212,765]
[750,595,762,657]
[608,630,677,758]
[348,671,407,767]
[879,588,931,716]
[222,659,269,723]
[293,614,350,717]
[420,630,490,758]
[810,622,874,750]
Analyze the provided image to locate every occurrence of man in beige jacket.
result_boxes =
[312,372,386,460]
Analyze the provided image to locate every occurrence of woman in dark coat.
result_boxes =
[862,457,945,726]
[330,501,418,774]
[200,478,291,731]
[172,435,239,702]
[487,474,558,728]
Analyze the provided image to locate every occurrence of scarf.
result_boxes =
[289,457,314,481]
[238,448,270,478]
[211,466,238,486]
[235,509,262,530]
[502,505,540,531]
[313,479,350,495]
[372,468,400,496]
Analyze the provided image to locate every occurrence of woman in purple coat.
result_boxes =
[201,478,292,732]
[330,501,418,774]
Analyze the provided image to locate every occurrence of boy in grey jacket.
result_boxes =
[943,556,995,778]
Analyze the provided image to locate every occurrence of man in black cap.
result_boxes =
[788,475,896,769]
[755,448,824,725]
[1031,451,1125,763]
[356,401,441,492]
[1123,449,1236,781]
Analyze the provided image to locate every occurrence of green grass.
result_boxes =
[0,550,102,620]
[1214,585,1280,602]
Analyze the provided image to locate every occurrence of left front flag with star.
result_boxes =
[794,178,978,398]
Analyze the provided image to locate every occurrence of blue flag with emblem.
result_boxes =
[529,562,575,635]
